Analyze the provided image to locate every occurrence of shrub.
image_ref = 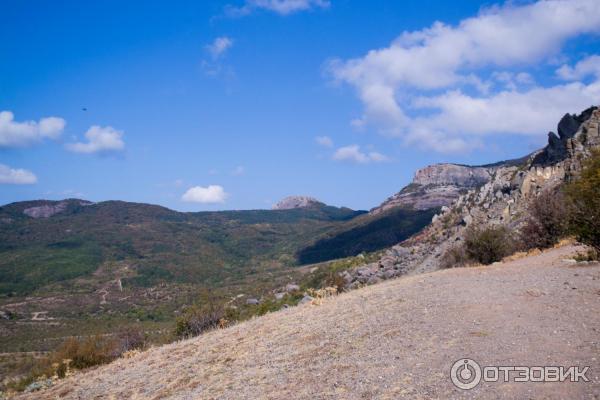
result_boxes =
[115,326,147,354]
[573,248,599,262]
[53,335,117,370]
[463,225,515,265]
[324,271,347,291]
[174,303,225,338]
[565,150,600,252]
[440,245,470,269]
[519,189,569,250]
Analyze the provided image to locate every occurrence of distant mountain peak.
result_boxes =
[272,196,323,210]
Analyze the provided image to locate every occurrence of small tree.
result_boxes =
[519,189,569,250]
[464,225,515,265]
[566,150,600,252]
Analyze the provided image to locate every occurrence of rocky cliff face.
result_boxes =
[272,196,323,210]
[371,163,492,213]
[341,106,600,289]
[21,199,93,219]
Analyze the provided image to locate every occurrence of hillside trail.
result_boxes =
[22,245,600,399]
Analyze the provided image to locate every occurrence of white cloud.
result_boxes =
[412,82,600,135]
[226,0,329,16]
[182,185,228,203]
[0,111,65,147]
[328,0,600,153]
[315,135,333,147]
[66,126,125,154]
[231,165,245,176]
[206,37,234,59]
[332,145,388,164]
[0,164,37,184]
[556,55,600,80]
[401,80,600,153]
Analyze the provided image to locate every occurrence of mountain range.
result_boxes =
[1,105,598,359]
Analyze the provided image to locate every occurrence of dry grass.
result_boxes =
[17,245,600,400]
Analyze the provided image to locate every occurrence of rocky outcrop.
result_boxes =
[371,164,492,213]
[342,106,600,289]
[532,106,598,166]
[23,202,68,218]
[273,196,323,210]
[22,200,93,218]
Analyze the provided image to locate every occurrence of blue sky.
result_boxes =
[1,0,599,211]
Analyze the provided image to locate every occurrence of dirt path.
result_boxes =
[22,245,600,399]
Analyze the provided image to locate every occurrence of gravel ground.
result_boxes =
[20,245,600,399]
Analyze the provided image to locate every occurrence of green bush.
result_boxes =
[566,150,600,252]
[519,189,569,250]
[463,225,515,265]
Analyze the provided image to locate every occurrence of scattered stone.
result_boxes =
[526,288,543,297]
[285,284,300,293]
[299,295,314,305]
[367,276,382,285]
[384,270,397,280]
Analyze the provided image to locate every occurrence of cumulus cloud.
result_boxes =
[315,135,333,147]
[0,111,65,147]
[182,185,228,203]
[66,126,125,154]
[332,145,388,164]
[556,55,600,80]
[0,163,37,184]
[206,37,234,59]
[328,0,600,153]
[226,0,330,16]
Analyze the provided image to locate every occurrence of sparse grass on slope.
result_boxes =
[17,245,600,399]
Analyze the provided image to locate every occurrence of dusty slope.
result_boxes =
[23,245,600,399]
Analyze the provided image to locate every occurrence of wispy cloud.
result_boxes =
[332,145,388,164]
[206,37,234,60]
[315,135,333,147]
[231,165,245,176]
[0,163,37,184]
[0,111,65,148]
[202,37,236,79]
[225,0,330,17]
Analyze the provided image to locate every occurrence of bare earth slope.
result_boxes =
[24,245,600,399]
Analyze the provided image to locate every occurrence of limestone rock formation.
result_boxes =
[371,163,493,213]
[342,106,600,289]
[272,196,323,210]
[22,199,93,219]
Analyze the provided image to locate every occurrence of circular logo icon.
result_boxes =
[451,358,482,390]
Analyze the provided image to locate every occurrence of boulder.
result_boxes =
[384,269,397,280]
[274,293,285,300]
[285,284,300,292]
[367,276,382,285]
